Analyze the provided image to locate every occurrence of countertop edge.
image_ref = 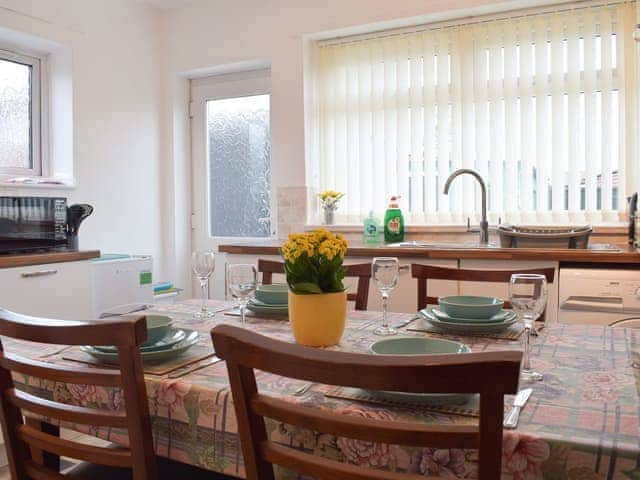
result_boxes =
[0,250,101,269]
[218,244,640,264]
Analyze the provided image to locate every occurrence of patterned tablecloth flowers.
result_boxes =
[8,300,640,479]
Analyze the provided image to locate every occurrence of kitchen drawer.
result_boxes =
[0,260,93,320]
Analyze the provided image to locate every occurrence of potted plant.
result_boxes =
[281,229,348,346]
[318,190,345,225]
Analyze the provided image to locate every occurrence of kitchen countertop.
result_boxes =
[0,250,101,269]
[218,240,640,265]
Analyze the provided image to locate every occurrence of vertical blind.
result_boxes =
[315,1,637,225]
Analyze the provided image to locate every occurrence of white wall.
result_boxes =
[160,0,561,293]
[0,0,166,277]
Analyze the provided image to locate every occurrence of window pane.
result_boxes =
[207,94,271,237]
[0,58,31,169]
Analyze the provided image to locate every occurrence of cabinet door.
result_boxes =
[0,261,93,320]
[360,258,458,314]
[458,259,559,322]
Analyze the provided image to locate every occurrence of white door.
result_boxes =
[190,70,273,298]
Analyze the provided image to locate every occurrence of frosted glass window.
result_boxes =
[0,58,31,169]
[207,94,271,237]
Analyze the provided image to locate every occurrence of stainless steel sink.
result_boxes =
[389,241,500,249]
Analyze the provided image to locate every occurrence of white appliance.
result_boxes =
[92,255,153,318]
[558,268,640,325]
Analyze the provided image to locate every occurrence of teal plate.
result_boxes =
[93,329,187,353]
[248,298,288,308]
[431,308,513,324]
[82,329,199,364]
[420,309,518,334]
[368,336,472,405]
[246,300,288,316]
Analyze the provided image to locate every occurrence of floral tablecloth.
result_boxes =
[8,300,640,479]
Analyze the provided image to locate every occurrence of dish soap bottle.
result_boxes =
[384,196,404,243]
[363,211,381,245]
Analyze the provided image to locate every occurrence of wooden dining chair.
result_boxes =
[0,309,216,480]
[411,264,556,313]
[258,259,372,310]
[212,324,522,480]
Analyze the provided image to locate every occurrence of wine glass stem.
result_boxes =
[382,292,389,328]
[200,279,208,313]
[240,303,246,326]
[523,325,532,370]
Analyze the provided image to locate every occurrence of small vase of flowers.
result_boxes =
[318,190,345,225]
[281,229,348,346]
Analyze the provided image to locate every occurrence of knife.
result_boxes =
[503,388,532,429]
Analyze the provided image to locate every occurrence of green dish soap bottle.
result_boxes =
[384,196,405,243]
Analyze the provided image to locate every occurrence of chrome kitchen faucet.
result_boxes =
[443,169,489,244]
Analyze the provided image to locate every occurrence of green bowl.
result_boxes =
[143,315,173,347]
[438,295,504,319]
[254,283,289,305]
[369,337,470,355]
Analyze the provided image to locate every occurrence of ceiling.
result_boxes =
[136,0,200,9]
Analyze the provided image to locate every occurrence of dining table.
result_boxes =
[7,299,640,479]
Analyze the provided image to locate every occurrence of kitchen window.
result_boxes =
[0,48,42,177]
[311,1,637,225]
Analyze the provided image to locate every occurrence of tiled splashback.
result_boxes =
[276,186,318,239]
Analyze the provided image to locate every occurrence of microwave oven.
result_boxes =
[0,197,68,254]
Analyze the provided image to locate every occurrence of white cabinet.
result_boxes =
[0,260,93,320]
[459,259,559,322]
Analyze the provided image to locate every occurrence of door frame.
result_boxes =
[189,69,273,298]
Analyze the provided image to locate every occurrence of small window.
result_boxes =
[0,49,41,176]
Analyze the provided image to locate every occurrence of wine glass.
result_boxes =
[372,257,400,336]
[192,251,216,318]
[228,264,258,326]
[509,274,548,382]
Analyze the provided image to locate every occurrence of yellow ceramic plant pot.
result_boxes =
[288,290,347,347]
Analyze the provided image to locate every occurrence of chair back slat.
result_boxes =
[17,424,133,468]
[212,324,521,480]
[0,352,121,387]
[411,264,556,311]
[214,325,520,393]
[258,259,372,310]
[251,394,479,448]
[0,309,157,480]
[0,308,146,347]
[261,443,432,480]
[7,389,128,427]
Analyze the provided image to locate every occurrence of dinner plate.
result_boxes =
[82,329,199,364]
[368,337,472,405]
[93,328,187,353]
[248,298,288,308]
[420,309,518,334]
[431,308,514,324]
[246,300,288,316]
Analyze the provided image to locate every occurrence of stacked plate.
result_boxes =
[247,284,289,317]
[367,337,472,405]
[83,315,199,364]
[421,295,517,334]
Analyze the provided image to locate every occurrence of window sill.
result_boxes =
[0,177,76,190]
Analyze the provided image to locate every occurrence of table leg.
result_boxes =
[25,418,60,471]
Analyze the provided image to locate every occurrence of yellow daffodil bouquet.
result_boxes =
[318,190,345,211]
[281,229,348,294]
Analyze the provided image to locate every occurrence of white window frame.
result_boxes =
[0,47,43,177]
